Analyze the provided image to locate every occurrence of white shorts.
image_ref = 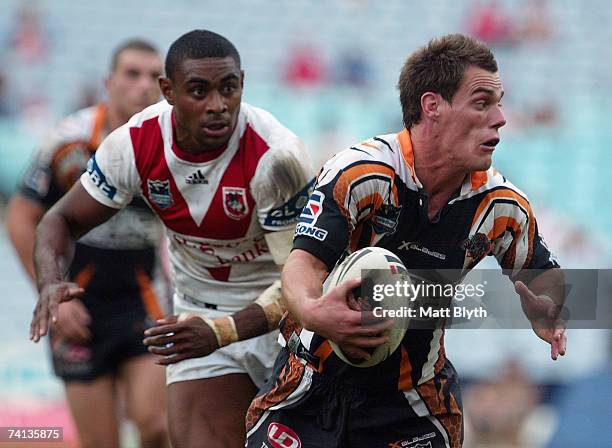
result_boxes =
[165,294,280,388]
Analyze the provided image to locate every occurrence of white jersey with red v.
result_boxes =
[81,100,314,308]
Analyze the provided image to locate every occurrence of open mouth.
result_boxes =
[202,121,230,138]
[481,137,500,150]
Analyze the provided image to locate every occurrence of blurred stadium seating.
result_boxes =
[0,0,610,236]
[0,1,610,446]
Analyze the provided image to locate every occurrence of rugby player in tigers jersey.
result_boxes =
[6,39,170,448]
[246,34,566,448]
[29,30,314,448]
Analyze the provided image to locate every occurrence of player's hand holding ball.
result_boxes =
[301,276,393,363]
[302,247,410,367]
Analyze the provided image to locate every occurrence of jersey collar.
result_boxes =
[397,128,489,195]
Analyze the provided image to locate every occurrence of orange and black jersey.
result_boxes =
[18,104,164,318]
[287,129,559,390]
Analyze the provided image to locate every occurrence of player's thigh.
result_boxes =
[118,353,167,431]
[64,375,119,448]
[168,374,258,448]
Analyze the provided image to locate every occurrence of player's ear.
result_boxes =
[240,70,245,89]
[159,77,175,105]
[420,92,440,121]
[104,74,113,93]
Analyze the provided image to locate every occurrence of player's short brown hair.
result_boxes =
[110,39,159,72]
[398,34,498,129]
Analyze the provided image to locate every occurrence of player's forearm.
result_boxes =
[281,249,327,327]
[527,267,565,308]
[197,281,285,347]
[232,303,272,341]
[33,211,78,292]
[6,213,38,281]
[5,196,45,282]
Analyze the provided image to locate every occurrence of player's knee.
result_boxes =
[77,433,117,448]
[132,412,168,446]
[170,419,238,448]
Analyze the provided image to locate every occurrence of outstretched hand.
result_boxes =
[515,280,566,360]
[143,314,220,365]
[30,281,85,342]
[53,300,92,343]
[301,278,393,361]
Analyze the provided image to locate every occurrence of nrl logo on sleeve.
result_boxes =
[295,191,328,241]
[298,191,324,225]
[223,186,249,220]
[147,179,174,210]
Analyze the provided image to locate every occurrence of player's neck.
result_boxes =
[105,104,130,132]
[410,126,467,198]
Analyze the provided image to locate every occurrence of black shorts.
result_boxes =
[49,243,162,382]
[246,348,463,448]
[50,304,154,382]
[50,309,153,382]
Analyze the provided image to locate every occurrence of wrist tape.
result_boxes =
[178,312,238,348]
[254,280,286,330]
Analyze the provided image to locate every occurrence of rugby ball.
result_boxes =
[324,246,410,368]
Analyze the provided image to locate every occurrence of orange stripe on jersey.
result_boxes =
[73,264,96,289]
[333,163,398,213]
[470,171,488,190]
[472,188,531,228]
[90,103,107,149]
[356,193,385,221]
[135,268,164,320]
[398,345,413,391]
[397,129,417,183]
[487,216,522,242]
[313,340,334,373]
[51,141,89,166]
[525,211,536,267]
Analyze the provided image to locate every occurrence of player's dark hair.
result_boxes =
[398,33,498,129]
[111,39,159,71]
[165,30,241,80]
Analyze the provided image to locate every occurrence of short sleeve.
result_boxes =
[293,152,398,271]
[18,150,61,207]
[80,123,140,209]
[490,193,560,282]
[18,114,92,207]
[250,133,315,232]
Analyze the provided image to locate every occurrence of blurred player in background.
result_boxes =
[246,34,566,448]
[6,40,170,448]
[29,30,314,448]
